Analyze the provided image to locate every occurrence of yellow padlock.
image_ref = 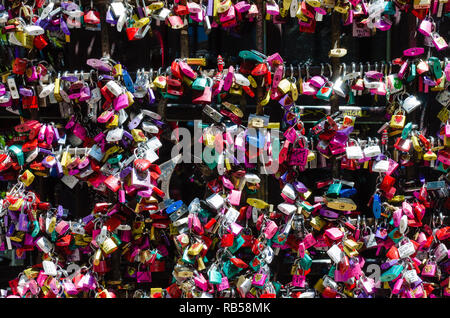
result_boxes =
[101,237,118,255]
[314,278,325,293]
[343,245,359,257]
[229,85,243,96]
[225,157,232,171]
[47,216,56,233]
[431,74,445,92]
[246,198,269,209]
[411,135,422,152]
[290,81,299,101]
[10,232,24,242]
[150,288,163,298]
[153,75,167,89]
[188,242,204,256]
[217,0,232,13]
[278,78,291,95]
[326,198,357,211]
[131,129,147,142]
[388,195,405,203]
[307,150,316,162]
[54,76,62,102]
[306,0,321,6]
[19,170,35,187]
[390,109,406,129]
[310,216,326,231]
[134,17,150,28]
[105,115,119,129]
[149,1,164,10]
[182,75,193,87]
[126,90,134,106]
[344,239,359,250]
[444,135,450,147]
[248,75,258,88]
[423,150,437,161]
[8,198,24,211]
[260,89,271,106]
[187,58,206,66]
[204,133,216,147]
[60,150,72,168]
[113,64,123,77]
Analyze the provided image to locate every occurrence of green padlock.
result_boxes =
[316,85,333,101]
[182,248,195,264]
[8,144,24,166]
[329,265,336,278]
[428,57,442,79]
[192,77,212,90]
[406,63,416,82]
[383,1,396,14]
[327,181,342,198]
[223,260,241,278]
[228,234,245,254]
[380,264,404,282]
[299,253,312,270]
[388,228,403,243]
[401,122,413,139]
[107,154,123,165]
[208,266,223,284]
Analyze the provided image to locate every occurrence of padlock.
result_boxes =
[346,139,364,159]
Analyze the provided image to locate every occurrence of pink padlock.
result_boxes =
[234,1,250,12]
[418,18,433,37]
[302,233,317,249]
[325,227,344,240]
[298,242,306,258]
[72,123,87,140]
[217,277,230,291]
[393,208,402,227]
[194,274,208,291]
[63,279,78,295]
[302,81,318,95]
[343,9,353,26]
[55,220,70,235]
[397,61,409,79]
[263,220,278,239]
[228,189,241,206]
[113,93,129,111]
[223,66,235,91]
[78,86,91,101]
[402,201,414,219]
[220,5,235,22]
[27,66,39,82]
[266,53,283,67]
[187,1,202,13]
[272,65,284,90]
[431,32,448,51]
[190,9,203,23]
[179,60,197,79]
[266,1,279,15]
[309,75,326,88]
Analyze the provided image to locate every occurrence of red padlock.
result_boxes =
[220,233,234,247]
[34,35,48,50]
[12,58,28,75]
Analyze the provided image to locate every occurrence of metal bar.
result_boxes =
[46,62,388,80]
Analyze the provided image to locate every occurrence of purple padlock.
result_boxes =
[293,181,308,193]
[17,212,28,232]
[19,87,34,97]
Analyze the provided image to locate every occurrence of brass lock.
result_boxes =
[310,216,326,231]
[278,78,291,94]
[101,237,118,255]
[153,75,167,89]
[329,48,348,58]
